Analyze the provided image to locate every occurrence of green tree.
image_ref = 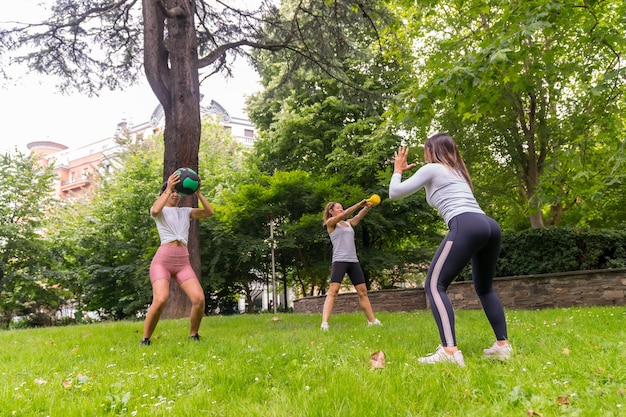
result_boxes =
[394,0,626,229]
[244,2,440,292]
[47,119,245,319]
[74,137,163,319]
[209,166,436,302]
[0,0,397,316]
[44,199,95,322]
[248,0,413,185]
[0,150,60,327]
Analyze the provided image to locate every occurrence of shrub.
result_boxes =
[458,227,626,280]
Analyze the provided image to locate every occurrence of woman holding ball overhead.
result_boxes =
[320,199,382,330]
[389,133,511,366]
[141,169,214,346]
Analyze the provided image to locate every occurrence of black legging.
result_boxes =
[425,212,508,347]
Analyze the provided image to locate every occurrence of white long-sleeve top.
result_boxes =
[151,206,194,246]
[388,163,484,226]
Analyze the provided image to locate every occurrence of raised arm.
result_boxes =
[150,172,179,216]
[347,202,373,228]
[393,146,417,175]
[325,199,367,229]
[191,190,215,219]
[389,146,431,200]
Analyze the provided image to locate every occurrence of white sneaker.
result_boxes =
[320,322,329,331]
[418,345,466,367]
[368,319,382,326]
[483,342,512,359]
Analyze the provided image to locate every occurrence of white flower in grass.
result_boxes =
[34,378,47,385]
[305,386,310,391]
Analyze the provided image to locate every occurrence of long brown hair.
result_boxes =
[424,133,474,190]
[322,202,338,226]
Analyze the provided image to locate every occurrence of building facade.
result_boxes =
[28,99,256,200]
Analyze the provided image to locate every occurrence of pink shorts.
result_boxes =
[149,245,197,285]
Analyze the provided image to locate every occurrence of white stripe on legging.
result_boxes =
[429,240,454,346]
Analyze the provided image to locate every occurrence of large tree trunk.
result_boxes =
[143,0,203,319]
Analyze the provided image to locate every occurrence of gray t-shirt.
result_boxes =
[389,163,484,226]
[329,221,359,263]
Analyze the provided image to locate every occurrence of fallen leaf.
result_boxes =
[271,316,281,322]
[557,396,570,406]
[562,348,570,355]
[370,350,385,369]
[62,379,72,388]
[526,410,544,416]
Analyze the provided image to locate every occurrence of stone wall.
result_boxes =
[292,268,626,314]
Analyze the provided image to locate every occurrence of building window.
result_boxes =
[244,129,254,138]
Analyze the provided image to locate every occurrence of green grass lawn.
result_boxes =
[1,307,625,416]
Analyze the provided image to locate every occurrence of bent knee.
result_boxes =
[355,284,369,297]
[151,296,169,309]
[190,294,205,307]
[326,286,340,297]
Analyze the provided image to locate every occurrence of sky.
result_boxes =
[0,1,262,154]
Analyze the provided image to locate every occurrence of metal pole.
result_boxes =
[270,220,277,314]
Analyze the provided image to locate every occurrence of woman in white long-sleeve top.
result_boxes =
[388,133,511,366]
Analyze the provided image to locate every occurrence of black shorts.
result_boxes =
[330,262,366,286]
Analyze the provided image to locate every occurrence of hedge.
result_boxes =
[458,227,626,280]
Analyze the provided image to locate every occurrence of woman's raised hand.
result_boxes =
[393,146,416,174]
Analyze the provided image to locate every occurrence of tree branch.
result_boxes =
[154,0,188,18]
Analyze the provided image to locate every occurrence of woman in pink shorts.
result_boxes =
[141,170,214,345]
